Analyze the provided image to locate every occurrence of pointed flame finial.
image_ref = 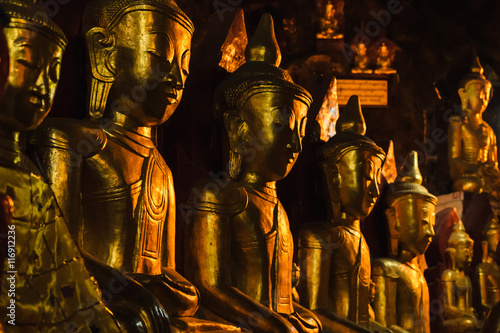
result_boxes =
[399,150,423,185]
[471,57,484,75]
[336,95,366,135]
[245,13,281,66]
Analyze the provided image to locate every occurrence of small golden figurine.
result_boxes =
[372,151,437,333]
[351,41,372,74]
[476,215,500,318]
[374,43,396,75]
[0,0,123,331]
[297,95,386,331]
[184,14,321,333]
[317,0,343,39]
[448,57,500,198]
[442,219,479,332]
[32,0,240,331]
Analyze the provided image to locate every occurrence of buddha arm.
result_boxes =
[185,209,298,333]
[297,228,332,311]
[477,267,492,314]
[448,116,470,179]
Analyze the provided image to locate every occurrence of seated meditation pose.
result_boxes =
[0,0,125,331]
[184,14,322,333]
[297,95,386,332]
[316,0,343,39]
[372,151,437,333]
[374,43,396,75]
[351,41,372,74]
[476,215,500,318]
[31,0,239,331]
[441,220,479,332]
[448,57,500,197]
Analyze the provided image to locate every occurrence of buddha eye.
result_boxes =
[49,59,61,83]
[16,58,38,70]
[299,117,307,138]
[148,33,174,65]
[181,50,191,76]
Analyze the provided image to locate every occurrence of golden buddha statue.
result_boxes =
[0,1,123,331]
[184,14,321,333]
[352,41,372,74]
[297,95,386,331]
[31,0,239,331]
[441,220,479,332]
[317,0,343,39]
[372,151,437,333]
[476,215,500,318]
[374,43,396,75]
[448,57,500,198]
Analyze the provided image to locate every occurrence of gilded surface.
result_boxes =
[298,95,386,331]
[185,14,320,333]
[373,151,436,333]
[448,57,500,197]
[31,0,241,331]
[441,220,478,332]
[0,1,121,331]
[476,215,500,318]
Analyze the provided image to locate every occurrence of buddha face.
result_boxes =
[453,240,473,270]
[331,150,382,220]
[458,80,492,117]
[237,91,308,182]
[392,196,436,258]
[106,10,191,126]
[0,26,63,132]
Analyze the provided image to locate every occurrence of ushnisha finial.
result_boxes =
[471,57,484,75]
[244,13,281,66]
[483,214,500,238]
[459,56,490,88]
[335,95,366,135]
[399,150,423,185]
[319,95,384,164]
[449,219,473,247]
[387,150,437,206]
[215,13,312,114]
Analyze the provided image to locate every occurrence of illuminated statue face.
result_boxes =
[392,196,436,257]
[379,45,389,57]
[0,26,63,132]
[453,240,473,270]
[358,43,366,56]
[458,80,492,117]
[107,10,191,126]
[333,150,382,219]
[238,91,308,181]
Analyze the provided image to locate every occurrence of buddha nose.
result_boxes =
[368,179,380,199]
[165,59,184,90]
[288,125,302,153]
[34,69,48,96]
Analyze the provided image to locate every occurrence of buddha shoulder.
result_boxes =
[30,118,106,157]
[298,222,343,249]
[188,180,248,216]
[441,268,459,283]
[372,258,401,278]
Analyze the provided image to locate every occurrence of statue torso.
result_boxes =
[229,184,294,314]
[477,261,500,306]
[460,120,494,165]
[81,123,172,274]
[0,153,120,332]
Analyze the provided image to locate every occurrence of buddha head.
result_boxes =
[215,14,312,182]
[83,0,193,125]
[446,220,473,271]
[483,215,500,262]
[318,95,385,221]
[378,43,389,58]
[386,151,437,259]
[0,0,66,133]
[458,57,492,118]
